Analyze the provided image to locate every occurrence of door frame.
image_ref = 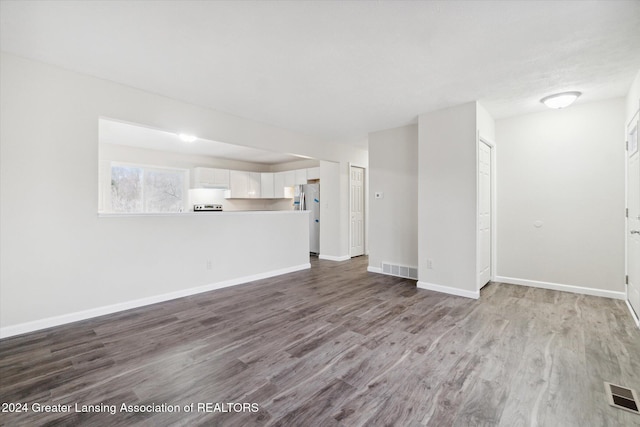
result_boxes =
[476,134,497,293]
[625,106,640,328]
[348,163,366,258]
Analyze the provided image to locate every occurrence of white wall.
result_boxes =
[368,124,418,270]
[0,53,364,331]
[477,102,496,142]
[319,160,342,258]
[495,98,625,296]
[418,102,480,297]
[626,70,640,125]
[0,211,310,337]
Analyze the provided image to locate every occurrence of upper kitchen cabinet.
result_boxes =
[247,172,261,198]
[283,171,295,187]
[273,171,296,199]
[192,167,230,189]
[228,170,261,198]
[294,169,307,185]
[306,167,320,180]
[274,172,285,198]
[261,173,275,198]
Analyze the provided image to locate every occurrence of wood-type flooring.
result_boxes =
[1,256,639,426]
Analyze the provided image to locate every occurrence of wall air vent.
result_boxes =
[604,382,640,415]
[381,263,418,280]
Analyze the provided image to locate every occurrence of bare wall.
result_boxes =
[626,70,640,125]
[495,98,625,295]
[368,124,418,270]
[418,102,479,297]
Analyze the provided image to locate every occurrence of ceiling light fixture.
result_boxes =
[178,133,197,143]
[540,91,581,109]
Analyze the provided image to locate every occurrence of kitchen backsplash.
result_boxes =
[189,189,294,211]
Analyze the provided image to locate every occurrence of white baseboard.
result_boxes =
[494,276,626,300]
[626,299,640,329]
[0,263,311,339]
[367,266,382,274]
[319,254,350,262]
[417,281,480,300]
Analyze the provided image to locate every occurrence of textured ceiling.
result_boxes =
[2,1,639,148]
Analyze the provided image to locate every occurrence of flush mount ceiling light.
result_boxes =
[178,133,197,143]
[540,91,582,109]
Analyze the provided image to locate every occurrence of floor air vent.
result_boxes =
[604,382,640,415]
[381,263,418,280]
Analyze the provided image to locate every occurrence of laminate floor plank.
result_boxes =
[451,378,508,427]
[1,256,639,426]
[268,378,354,427]
[266,332,363,398]
[360,375,434,427]
[475,314,530,384]
[334,343,412,394]
[331,388,391,426]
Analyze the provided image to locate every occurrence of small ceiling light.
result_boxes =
[540,91,581,109]
[178,133,197,143]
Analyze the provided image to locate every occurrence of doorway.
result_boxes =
[350,165,365,257]
[478,138,495,290]
[626,113,640,323]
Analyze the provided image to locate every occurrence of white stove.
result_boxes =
[193,204,223,212]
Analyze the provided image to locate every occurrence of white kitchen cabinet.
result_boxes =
[261,173,275,198]
[192,167,230,188]
[228,170,261,198]
[228,170,247,197]
[247,172,261,198]
[294,169,307,185]
[306,167,320,180]
[275,171,296,198]
[283,170,295,187]
[274,172,286,198]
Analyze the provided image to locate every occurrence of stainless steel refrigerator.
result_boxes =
[294,184,320,254]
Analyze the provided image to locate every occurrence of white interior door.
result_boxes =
[350,166,365,257]
[478,140,492,289]
[627,118,640,320]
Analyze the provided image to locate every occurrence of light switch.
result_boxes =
[375,192,384,199]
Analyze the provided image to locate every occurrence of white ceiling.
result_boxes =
[2,1,640,148]
[99,118,304,165]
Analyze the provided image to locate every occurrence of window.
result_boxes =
[110,163,188,213]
